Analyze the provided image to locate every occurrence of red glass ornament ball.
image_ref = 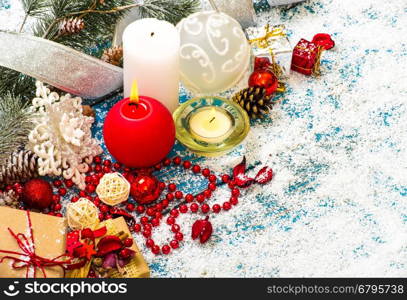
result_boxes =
[103,96,175,168]
[130,174,162,205]
[22,179,53,209]
[248,69,278,96]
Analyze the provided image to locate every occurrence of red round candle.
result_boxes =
[103,96,175,168]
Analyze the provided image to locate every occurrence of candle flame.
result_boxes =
[130,80,139,104]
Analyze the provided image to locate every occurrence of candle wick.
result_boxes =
[209,117,216,123]
[129,102,139,108]
[151,32,155,37]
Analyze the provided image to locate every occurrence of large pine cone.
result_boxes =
[232,87,273,119]
[0,150,38,187]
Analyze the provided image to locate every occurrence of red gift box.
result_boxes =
[291,39,321,76]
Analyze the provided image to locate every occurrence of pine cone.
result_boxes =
[0,150,38,187]
[0,190,20,208]
[59,17,85,36]
[101,46,123,66]
[232,87,273,119]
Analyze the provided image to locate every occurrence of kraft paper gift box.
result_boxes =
[0,206,67,278]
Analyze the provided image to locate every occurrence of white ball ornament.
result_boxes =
[177,11,251,95]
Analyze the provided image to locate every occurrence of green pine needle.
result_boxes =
[0,93,34,166]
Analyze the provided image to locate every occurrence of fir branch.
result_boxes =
[139,0,200,25]
[0,93,34,166]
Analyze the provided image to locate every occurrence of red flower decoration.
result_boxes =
[191,216,213,244]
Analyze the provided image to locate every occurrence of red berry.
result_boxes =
[133,224,141,232]
[155,203,163,212]
[94,165,102,172]
[190,203,199,213]
[93,197,101,207]
[53,180,62,187]
[162,245,171,255]
[230,196,238,205]
[163,158,171,166]
[146,239,155,248]
[71,196,79,203]
[170,209,179,218]
[48,212,55,216]
[55,213,63,218]
[179,205,188,213]
[203,189,212,199]
[175,191,183,199]
[223,202,231,210]
[124,167,131,172]
[105,214,113,220]
[85,176,92,184]
[171,224,180,233]
[119,248,132,259]
[166,193,174,201]
[152,245,160,255]
[100,204,109,213]
[167,217,175,225]
[85,184,96,194]
[158,182,166,190]
[123,238,133,247]
[162,199,169,208]
[212,204,221,213]
[175,232,184,241]
[15,187,23,195]
[140,216,149,225]
[113,162,121,170]
[208,175,217,183]
[154,163,162,171]
[232,188,240,197]
[168,184,176,192]
[103,160,111,167]
[52,195,61,203]
[201,204,210,213]
[136,205,145,214]
[103,166,111,173]
[58,188,67,196]
[5,185,12,192]
[91,175,100,185]
[93,156,102,164]
[143,223,152,231]
[196,194,205,203]
[185,194,194,203]
[192,165,201,173]
[151,218,160,227]
[79,190,87,198]
[142,230,151,238]
[155,211,162,219]
[173,156,182,165]
[208,182,217,191]
[53,203,62,211]
[221,174,230,183]
[126,203,135,212]
[202,168,210,177]
[170,240,179,249]
[183,161,191,169]
[228,181,236,189]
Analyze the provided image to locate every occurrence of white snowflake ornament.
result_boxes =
[28,82,102,189]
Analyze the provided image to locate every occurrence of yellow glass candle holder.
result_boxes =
[173,96,250,157]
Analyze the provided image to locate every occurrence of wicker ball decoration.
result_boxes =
[96,172,130,206]
[67,198,100,230]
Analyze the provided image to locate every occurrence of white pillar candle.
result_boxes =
[189,107,233,143]
[123,18,180,112]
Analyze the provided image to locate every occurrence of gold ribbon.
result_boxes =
[249,25,287,92]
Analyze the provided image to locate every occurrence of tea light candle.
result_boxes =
[123,18,180,112]
[189,107,233,143]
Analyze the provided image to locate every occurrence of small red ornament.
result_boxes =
[22,179,53,209]
[191,216,213,244]
[130,174,162,205]
[254,56,271,71]
[248,69,279,96]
